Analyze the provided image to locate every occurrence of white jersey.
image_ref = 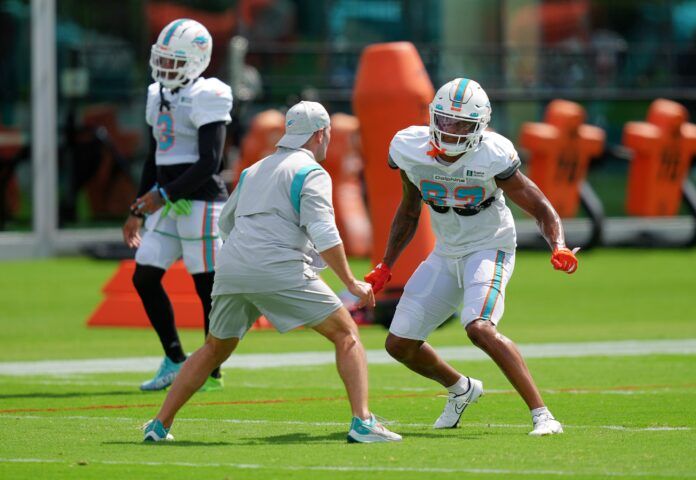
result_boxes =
[146,77,233,166]
[389,126,519,257]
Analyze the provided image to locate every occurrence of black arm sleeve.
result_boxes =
[137,135,158,197]
[162,121,227,201]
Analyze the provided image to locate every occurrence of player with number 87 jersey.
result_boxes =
[389,125,518,258]
[367,78,579,437]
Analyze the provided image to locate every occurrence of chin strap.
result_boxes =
[159,78,196,112]
[159,84,171,112]
[426,141,446,158]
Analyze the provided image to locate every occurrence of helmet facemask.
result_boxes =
[430,107,489,156]
[430,109,488,156]
[150,45,198,89]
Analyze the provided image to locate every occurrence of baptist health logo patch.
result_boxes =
[466,169,485,178]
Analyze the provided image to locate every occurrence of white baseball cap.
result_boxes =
[276,101,331,149]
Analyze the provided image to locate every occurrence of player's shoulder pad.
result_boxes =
[389,125,430,170]
[191,77,233,103]
[189,77,233,128]
[482,130,521,178]
[147,82,161,97]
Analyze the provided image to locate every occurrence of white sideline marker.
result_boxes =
[1,339,696,376]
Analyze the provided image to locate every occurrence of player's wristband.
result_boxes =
[157,186,171,203]
[129,204,144,219]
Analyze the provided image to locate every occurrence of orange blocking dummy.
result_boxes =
[352,42,436,292]
[324,113,372,257]
[520,100,605,218]
[625,99,696,216]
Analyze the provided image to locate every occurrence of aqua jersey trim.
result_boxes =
[480,250,506,320]
[236,169,248,196]
[290,165,323,213]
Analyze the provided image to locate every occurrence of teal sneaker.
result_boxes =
[347,414,402,443]
[198,375,224,392]
[142,419,174,442]
[140,356,184,391]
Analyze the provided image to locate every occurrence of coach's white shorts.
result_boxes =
[209,277,343,339]
[135,200,224,274]
[389,249,515,341]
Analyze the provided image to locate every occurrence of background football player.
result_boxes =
[365,78,579,435]
[123,19,233,392]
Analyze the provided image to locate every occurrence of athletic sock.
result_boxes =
[165,342,187,364]
[192,271,221,379]
[133,264,186,363]
[446,376,471,396]
[530,406,551,422]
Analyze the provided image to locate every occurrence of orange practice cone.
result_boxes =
[87,260,271,330]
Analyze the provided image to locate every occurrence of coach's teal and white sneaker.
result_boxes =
[529,411,563,436]
[140,356,184,391]
[434,377,484,429]
[347,414,402,443]
[142,419,174,442]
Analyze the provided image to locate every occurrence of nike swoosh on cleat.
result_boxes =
[454,404,466,415]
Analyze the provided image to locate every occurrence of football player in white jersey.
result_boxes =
[365,78,579,436]
[123,19,233,392]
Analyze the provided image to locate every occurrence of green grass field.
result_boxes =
[1,250,695,479]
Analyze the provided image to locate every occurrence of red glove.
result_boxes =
[364,263,392,294]
[551,247,580,274]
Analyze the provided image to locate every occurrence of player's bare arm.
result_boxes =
[383,170,423,267]
[365,170,422,292]
[497,170,579,273]
[122,215,143,248]
[496,170,564,249]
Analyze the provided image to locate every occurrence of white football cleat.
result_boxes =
[434,377,483,429]
[529,412,563,436]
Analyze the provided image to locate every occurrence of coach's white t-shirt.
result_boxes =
[213,147,342,294]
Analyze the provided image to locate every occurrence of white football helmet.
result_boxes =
[429,78,491,156]
[150,19,212,89]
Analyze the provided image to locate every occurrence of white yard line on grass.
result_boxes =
[0,457,694,478]
[0,414,691,432]
[1,339,696,376]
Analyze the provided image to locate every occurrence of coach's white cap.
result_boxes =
[276,101,330,149]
